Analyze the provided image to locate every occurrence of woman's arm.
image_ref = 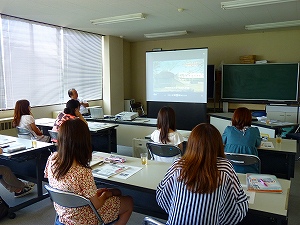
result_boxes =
[30,122,43,136]
[90,190,113,210]
[75,108,88,125]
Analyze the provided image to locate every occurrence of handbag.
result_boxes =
[0,196,9,220]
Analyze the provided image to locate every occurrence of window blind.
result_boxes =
[0,15,102,110]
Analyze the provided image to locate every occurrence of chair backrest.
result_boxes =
[144,216,165,225]
[130,102,145,116]
[16,126,33,139]
[44,184,103,224]
[48,130,58,141]
[225,153,261,173]
[146,142,182,163]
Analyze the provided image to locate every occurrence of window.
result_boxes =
[0,15,102,110]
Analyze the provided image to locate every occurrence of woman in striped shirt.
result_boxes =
[156,123,248,225]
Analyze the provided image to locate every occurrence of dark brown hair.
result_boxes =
[176,123,225,193]
[53,118,92,180]
[64,99,80,116]
[231,107,252,130]
[157,106,176,144]
[12,99,31,127]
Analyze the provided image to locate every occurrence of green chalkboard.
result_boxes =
[222,63,299,102]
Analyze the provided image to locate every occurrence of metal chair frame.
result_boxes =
[16,126,34,139]
[144,216,165,225]
[225,152,261,173]
[146,142,182,160]
[44,184,104,224]
[48,130,58,141]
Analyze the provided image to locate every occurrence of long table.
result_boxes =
[92,153,290,225]
[259,138,296,179]
[0,135,53,215]
[86,117,158,146]
[35,118,118,153]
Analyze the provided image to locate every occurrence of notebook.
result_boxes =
[89,107,104,119]
[2,144,27,153]
[247,173,282,193]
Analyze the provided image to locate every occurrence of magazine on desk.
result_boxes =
[92,163,128,179]
[247,173,282,193]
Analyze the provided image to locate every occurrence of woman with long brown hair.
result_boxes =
[13,99,49,142]
[156,123,248,225]
[150,106,183,161]
[45,119,133,225]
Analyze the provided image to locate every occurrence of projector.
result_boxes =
[115,111,139,121]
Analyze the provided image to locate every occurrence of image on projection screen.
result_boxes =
[146,48,208,103]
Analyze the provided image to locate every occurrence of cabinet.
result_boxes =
[266,105,299,123]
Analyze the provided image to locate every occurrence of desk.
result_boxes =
[0,135,53,214]
[210,113,297,138]
[87,118,158,146]
[259,138,296,179]
[35,118,118,153]
[92,153,290,225]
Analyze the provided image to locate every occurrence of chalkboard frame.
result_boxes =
[221,63,300,103]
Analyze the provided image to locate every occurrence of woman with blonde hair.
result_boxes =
[156,123,248,225]
[13,99,49,142]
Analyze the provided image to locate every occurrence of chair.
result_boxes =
[225,153,261,173]
[16,126,34,139]
[48,130,58,142]
[44,184,104,225]
[144,216,165,225]
[130,102,145,117]
[146,142,182,163]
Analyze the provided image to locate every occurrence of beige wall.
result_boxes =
[129,29,300,112]
[1,30,300,120]
[103,36,124,115]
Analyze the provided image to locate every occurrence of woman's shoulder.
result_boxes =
[217,157,235,174]
[20,114,35,123]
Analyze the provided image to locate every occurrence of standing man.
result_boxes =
[68,88,89,116]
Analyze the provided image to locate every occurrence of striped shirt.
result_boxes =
[156,157,248,225]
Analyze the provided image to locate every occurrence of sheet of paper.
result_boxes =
[113,166,143,179]
[260,141,274,149]
[92,163,128,178]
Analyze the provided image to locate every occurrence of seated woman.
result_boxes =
[52,99,87,132]
[13,99,49,142]
[222,107,261,173]
[150,106,183,162]
[45,119,133,225]
[156,123,248,225]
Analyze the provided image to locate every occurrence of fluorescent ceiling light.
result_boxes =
[144,30,188,38]
[221,0,298,9]
[245,20,300,30]
[90,13,145,25]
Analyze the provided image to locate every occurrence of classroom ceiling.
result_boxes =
[0,0,299,42]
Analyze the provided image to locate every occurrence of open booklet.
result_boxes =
[247,173,282,193]
[92,163,128,179]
